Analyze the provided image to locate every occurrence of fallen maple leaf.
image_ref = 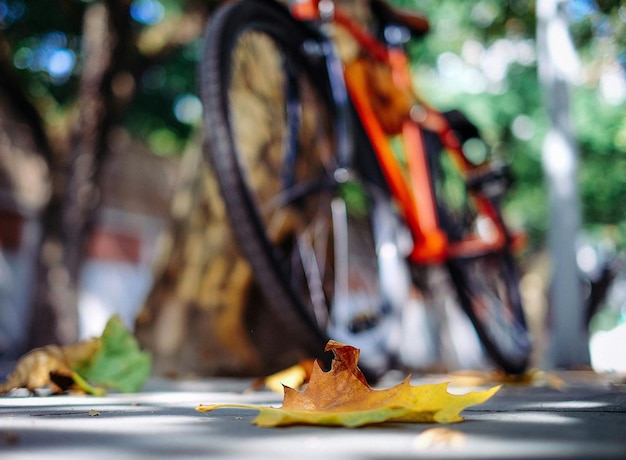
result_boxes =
[197,341,500,427]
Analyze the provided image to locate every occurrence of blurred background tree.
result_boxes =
[0,0,217,350]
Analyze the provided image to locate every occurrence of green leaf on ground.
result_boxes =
[73,315,152,393]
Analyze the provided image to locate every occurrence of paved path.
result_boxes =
[1,372,625,459]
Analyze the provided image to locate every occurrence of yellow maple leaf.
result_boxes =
[197,341,500,427]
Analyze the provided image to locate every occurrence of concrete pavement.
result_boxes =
[0,372,625,459]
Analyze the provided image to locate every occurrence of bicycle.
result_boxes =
[199,0,532,377]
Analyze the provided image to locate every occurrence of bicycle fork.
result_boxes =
[327,190,414,372]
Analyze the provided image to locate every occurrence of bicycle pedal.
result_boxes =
[348,306,390,331]
[348,314,381,333]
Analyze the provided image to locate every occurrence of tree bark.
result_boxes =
[135,139,266,377]
[28,1,128,348]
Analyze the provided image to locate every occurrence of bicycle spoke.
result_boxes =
[296,221,330,328]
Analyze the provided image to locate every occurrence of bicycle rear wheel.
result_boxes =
[447,251,531,374]
[425,124,532,374]
[200,0,389,372]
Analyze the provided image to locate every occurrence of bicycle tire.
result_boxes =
[446,250,531,374]
[422,119,531,374]
[425,116,532,374]
[200,0,388,371]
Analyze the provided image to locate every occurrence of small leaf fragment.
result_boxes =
[250,359,315,393]
[197,340,500,427]
[448,369,566,391]
[414,427,467,450]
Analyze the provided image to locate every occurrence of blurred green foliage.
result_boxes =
[1,0,206,155]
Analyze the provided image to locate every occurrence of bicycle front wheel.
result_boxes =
[200,0,386,368]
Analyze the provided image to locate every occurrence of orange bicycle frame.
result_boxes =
[291,0,519,264]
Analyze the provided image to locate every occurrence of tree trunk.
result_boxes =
[135,139,269,377]
[28,0,128,348]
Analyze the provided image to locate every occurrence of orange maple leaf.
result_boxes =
[197,341,500,427]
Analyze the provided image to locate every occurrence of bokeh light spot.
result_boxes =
[173,94,202,125]
[47,49,75,79]
[130,0,164,25]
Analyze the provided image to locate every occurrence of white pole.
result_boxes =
[537,0,589,367]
